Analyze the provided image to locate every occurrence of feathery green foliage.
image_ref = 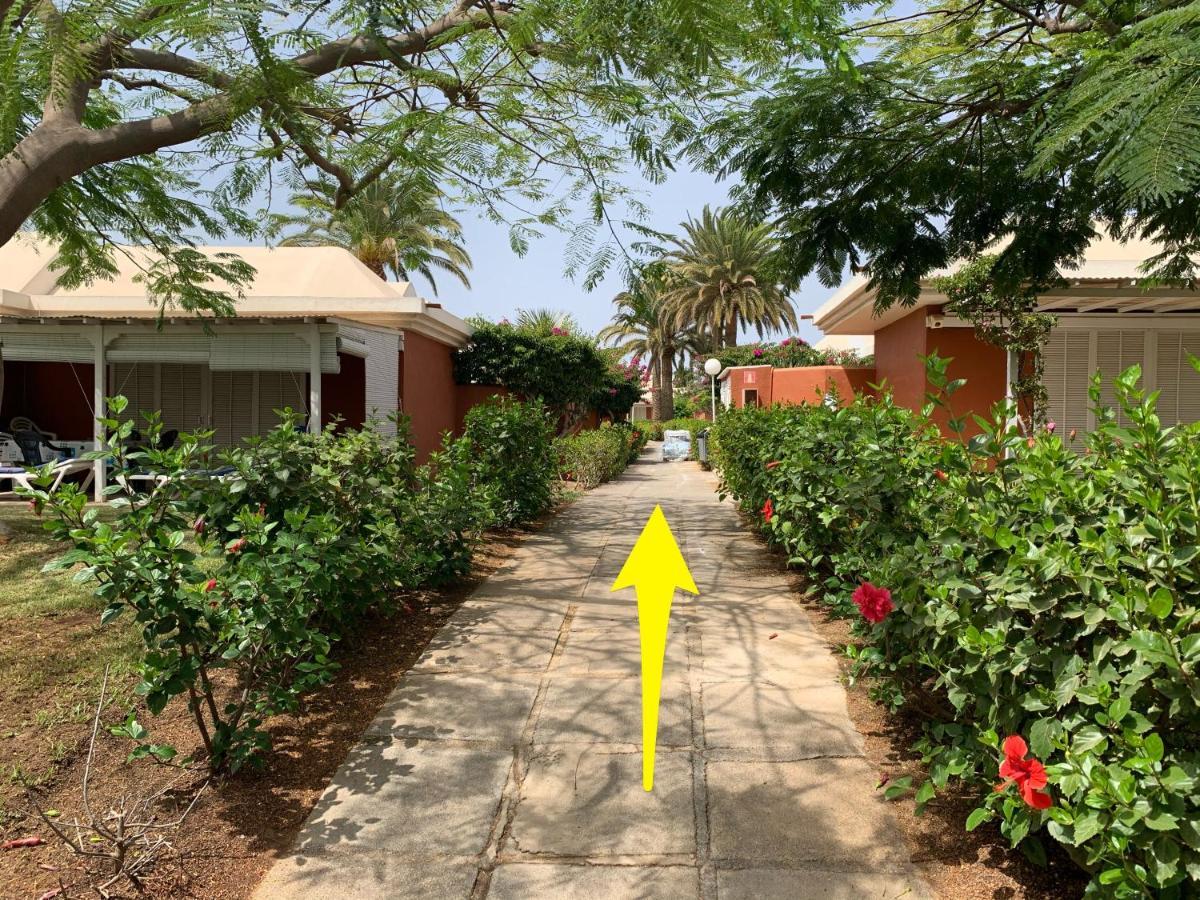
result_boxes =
[701,0,1200,306]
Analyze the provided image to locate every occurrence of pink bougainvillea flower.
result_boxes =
[781,338,791,346]
[852,582,894,624]
[1046,421,1057,433]
[765,460,782,470]
[761,498,774,522]
[752,348,764,358]
[996,735,1052,810]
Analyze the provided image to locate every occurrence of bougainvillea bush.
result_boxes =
[32,400,526,773]
[711,360,1200,897]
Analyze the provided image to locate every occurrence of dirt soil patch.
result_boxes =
[754,528,1088,900]
[0,520,537,900]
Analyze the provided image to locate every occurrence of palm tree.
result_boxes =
[599,265,699,420]
[663,206,797,348]
[270,174,472,293]
[515,308,581,336]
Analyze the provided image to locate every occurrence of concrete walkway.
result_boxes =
[256,450,930,900]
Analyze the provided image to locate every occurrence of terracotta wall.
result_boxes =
[771,366,876,406]
[399,330,459,462]
[454,383,509,433]
[321,352,366,431]
[873,307,928,412]
[727,365,775,407]
[925,326,1007,436]
[2,361,95,439]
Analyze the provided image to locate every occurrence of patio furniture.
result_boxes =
[0,430,95,497]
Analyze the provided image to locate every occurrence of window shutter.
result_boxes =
[0,330,93,363]
[1043,329,1091,439]
[256,371,307,432]
[109,362,158,428]
[210,371,256,445]
[158,364,205,433]
[1156,332,1200,425]
[1096,330,1146,426]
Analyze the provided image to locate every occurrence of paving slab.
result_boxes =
[508,747,696,859]
[488,864,701,899]
[285,739,512,859]
[707,758,913,868]
[256,855,479,899]
[534,674,692,747]
[700,681,863,757]
[366,673,540,744]
[716,867,933,900]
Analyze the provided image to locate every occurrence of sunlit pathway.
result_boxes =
[255,446,931,900]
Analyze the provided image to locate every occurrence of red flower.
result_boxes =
[762,498,774,522]
[203,578,217,593]
[852,582,894,624]
[227,538,247,555]
[934,469,948,482]
[996,735,1052,810]
[765,460,781,470]
[193,516,206,535]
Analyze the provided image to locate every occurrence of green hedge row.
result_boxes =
[555,422,647,489]
[35,396,558,773]
[711,357,1200,897]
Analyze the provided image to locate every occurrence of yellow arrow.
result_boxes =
[611,505,698,791]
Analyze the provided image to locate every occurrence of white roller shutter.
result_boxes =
[208,331,339,373]
[1042,329,1092,439]
[107,333,209,363]
[1155,331,1200,425]
[0,330,92,363]
[1096,330,1146,427]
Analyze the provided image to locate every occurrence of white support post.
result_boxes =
[92,325,106,502]
[308,326,322,434]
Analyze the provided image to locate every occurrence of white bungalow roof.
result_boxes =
[813,234,1200,335]
[0,236,473,346]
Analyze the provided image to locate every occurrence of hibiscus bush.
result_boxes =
[458,397,556,527]
[555,423,641,488]
[33,402,497,773]
[711,357,1200,897]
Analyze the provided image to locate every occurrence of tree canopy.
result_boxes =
[1,0,843,308]
[701,0,1200,307]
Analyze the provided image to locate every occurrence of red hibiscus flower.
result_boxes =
[765,460,781,470]
[996,735,1052,810]
[934,469,948,482]
[762,498,774,522]
[203,578,217,593]
[852,582,894,624]
[227,538,247,555]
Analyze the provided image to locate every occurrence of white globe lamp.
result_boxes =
[703,358,723,420]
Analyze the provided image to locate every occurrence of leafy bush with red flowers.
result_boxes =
[711,355,1200,897]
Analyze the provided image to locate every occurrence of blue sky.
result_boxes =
[421,163,830,346]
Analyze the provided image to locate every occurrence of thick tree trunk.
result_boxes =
[659,347,675,420]
[722,314,738,348]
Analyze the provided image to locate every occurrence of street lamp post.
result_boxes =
[703,358,723,421]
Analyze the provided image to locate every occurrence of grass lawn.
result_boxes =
[0,507,140,827]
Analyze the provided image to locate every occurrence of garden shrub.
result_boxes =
[458,397,556,527]
[555,423,637,488]
[634,420,663,441]
[711,358,1200,897]
[34,401,496,773]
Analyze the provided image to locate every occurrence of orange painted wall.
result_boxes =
[454,383,509,433]
[873,307,928,412]
[400,330,459,462]
[727,365,774,407]
[925,327,1007,435]
[770,366,876,406]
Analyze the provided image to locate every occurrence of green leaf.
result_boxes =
[965,808,991,831]
[1147,587,1173,619]
[1143,733,1164,762]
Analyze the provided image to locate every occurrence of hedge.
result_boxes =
[711,356,1200,897]
[555,423,646,489]
[34,397,558,773]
